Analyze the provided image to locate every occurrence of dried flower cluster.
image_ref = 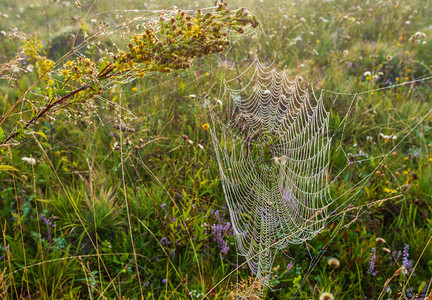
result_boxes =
[229,276,263,300]
[105,3,258,78]
[1,3,258,145]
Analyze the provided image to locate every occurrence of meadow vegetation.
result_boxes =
[0,0,431,299]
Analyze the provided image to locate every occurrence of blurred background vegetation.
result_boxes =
[0,0,431,298]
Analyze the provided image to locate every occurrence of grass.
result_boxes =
[0,0,432,299]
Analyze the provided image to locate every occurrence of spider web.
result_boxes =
[209,59,333,287]
[208,57,432,295]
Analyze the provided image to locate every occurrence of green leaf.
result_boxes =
[418,281,426,294]
[0,165,19,172]
[53,89,69,96]
[98,58,108,73]
[11,212,24,225]
[28,131,48,141]
[0,126,4,142]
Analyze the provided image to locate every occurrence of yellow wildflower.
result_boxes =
[202,123,210,131]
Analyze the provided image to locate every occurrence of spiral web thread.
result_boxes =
[209,59,333,288]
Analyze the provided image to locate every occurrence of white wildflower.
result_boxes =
[410,32,426,44]
[26,64,34,73]
[414,31,425,39]
[327,257,340,268]
[379,133,397,140]
[22,157,36,166]
[319,292,334,300]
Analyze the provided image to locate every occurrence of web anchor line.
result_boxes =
[316,75,432,96]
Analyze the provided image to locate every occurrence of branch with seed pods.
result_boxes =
[0,2,258,146]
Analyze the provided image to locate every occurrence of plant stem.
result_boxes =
[1,83,92,145]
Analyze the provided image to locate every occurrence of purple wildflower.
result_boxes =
[41,216,55,238]
[221,243,229,255]
[162,279,167,284]
[160,203,167,215]
[402,244,413,275]
[41,216,55,227]
[286,261,294,271]
[209,209,232,256]
[367,247,378,276]
[160,237,170,245]
[392,250,401,262]
[214,210,220,222]
[385,286,391,294]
